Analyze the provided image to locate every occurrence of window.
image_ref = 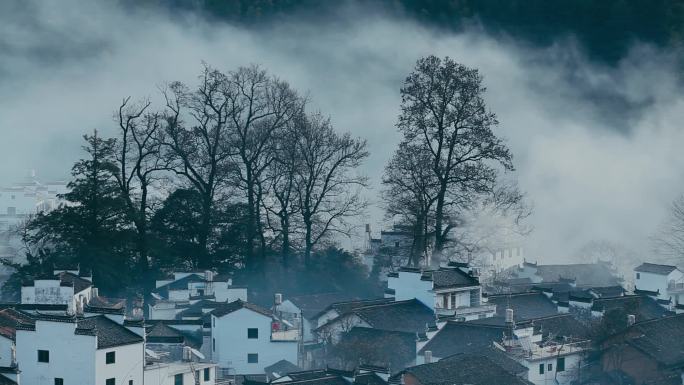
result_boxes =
[198,289,205,296]
[636,273,640,279]
[106,351,116,364]
[204,368,210,381]
[248,353,258,363]
[174,374,184,385]
[547,363,553,372]
[106,379,116,385]
[539,363,544,374]
[449,293,456,309]
[248,328,258,339]
[557,357,565,372]
[394,241,400,248]
[38,350,49,363]
[55,379,64,385]
[212,338,215,351]
[212,317,215,327]
[129,381,134,385]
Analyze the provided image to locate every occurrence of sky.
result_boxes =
[1,1,684,262]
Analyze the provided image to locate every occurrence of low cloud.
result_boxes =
[1,1,683,261]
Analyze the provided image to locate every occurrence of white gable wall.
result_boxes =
[95,342,144,384]
[16,320,97,385]
[211,308,297,375]
[388,272,434,310]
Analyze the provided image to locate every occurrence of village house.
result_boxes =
[513,261,622,288]
[210,299,299,376]
[20,268,96,314]
[150,271,247,320]
[314,299,435,344]
[601,313,684,384]
[386,263,496,321]
[248,365,389,385]
[15,313,145,385]
[634,262,684,304]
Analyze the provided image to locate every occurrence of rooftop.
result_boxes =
[287,292,361,320]
[351,299,436,334]
[399,353,532,385]
[634,263,679,275]
[212,299,272,318]
[486,292,559,321]
[624,314,684,368]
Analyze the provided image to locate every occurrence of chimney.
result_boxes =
[424,350,433,364]
[182,346,192,361]
[505,308,514,324]
[274,293,283,306]
[627,314,636,326]
[91,287,99,298]
[205,270,214,282]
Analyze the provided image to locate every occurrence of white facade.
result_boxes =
[144,362,216,385]
[524,350,585,385]
[16,318,144,385]
[634,265,684,303]
[211,307,298,375]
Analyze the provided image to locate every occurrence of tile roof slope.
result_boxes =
[401,353,533,385]
[264,359,301,376]
[57,272,92,293]
[288,292,362,320]
[634,263,679,275]
[352,299,435,334]
[176,299,224,318]
[486,292,559,321]
[337,327,416,372]
[418,321,506,356]
[328,298,394,316]
[146,322,185,340]
[535,263,620,287]
[526,314,591,340]
[592,295,670,322]
[0,308,35,340]
[429,268,479,289]
[625,314,684,367]
[87,296,126,310]
[0,374,16,385]
[77,315,144,349]
[212,299,272,318]
[353,373,387,385]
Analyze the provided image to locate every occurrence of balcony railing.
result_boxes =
[508,340,591,361]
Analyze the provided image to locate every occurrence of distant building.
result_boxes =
[0,173,67,265]
[634,262,684,304]
[513,261,622,288]
[150,271,247,320]
[20,268,97,314]
[387,263,496,321]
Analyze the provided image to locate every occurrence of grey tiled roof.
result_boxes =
[591,295,671,322]
[399,353,533,385]
[429,268,479,289]
[534,263,620,287]
[264,359,301,377]
[352,299,435,334]
[486,292,559,321]
[77,315,144,349]
[212,299,272,318]
[634,263,679,275]
[418,321,506,356]
[288,292,361,320]
[625,314,684,367]
[336,327,417,371]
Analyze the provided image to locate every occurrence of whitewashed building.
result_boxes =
[634,263,684,304]
[210,300,298,376]
[144,361,217,385]
[387,263,496,321]
[21,269,96,314]
[150,271,247,320]
[15,313,145,385]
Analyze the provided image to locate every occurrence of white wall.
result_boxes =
[95,342,144,385]
[214,286,247,303]
[525,353,582,385]
[388,271,434,310]
[144,363,216,385]
[16,320,97,385]
[0,335,14,367]
[211,308,298,375]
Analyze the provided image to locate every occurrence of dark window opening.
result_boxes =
[248,328,258,339]
[248,353,258,363]
[38,350,49,363]
[106,351,116,364]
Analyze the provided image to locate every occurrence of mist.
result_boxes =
[1,0,684,262]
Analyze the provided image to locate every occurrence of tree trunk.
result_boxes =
[280,213,290,267]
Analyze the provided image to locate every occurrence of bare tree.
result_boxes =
[263,114,304,266]
[113,97,165,276]
[653,194,684,265]
[161,66,235,268]
[294,113,369,266]
[382,141,439,266]
[223,65,303,265]
[398,55,515,261]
